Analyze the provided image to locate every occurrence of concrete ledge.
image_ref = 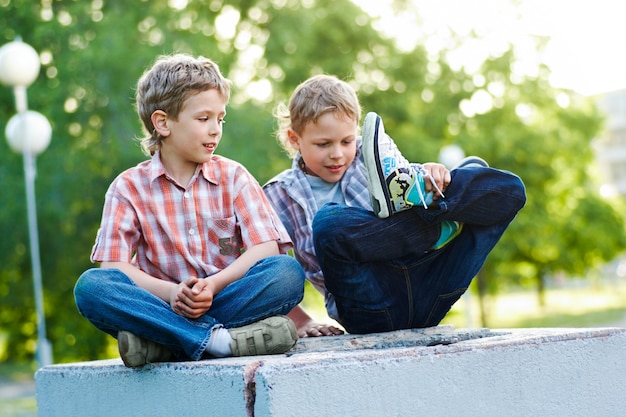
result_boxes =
[36,326,626,416]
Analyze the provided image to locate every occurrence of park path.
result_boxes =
[0,376,35,400]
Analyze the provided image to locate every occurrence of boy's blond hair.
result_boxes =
[275,74,361,158]
[135,54,231,155]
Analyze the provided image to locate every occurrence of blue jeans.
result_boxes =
[74,255,304,360]
[312,166,526,334]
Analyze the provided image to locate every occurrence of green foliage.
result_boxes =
[1,0,624,364]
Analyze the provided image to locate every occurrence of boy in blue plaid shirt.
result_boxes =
[264,74,525,336]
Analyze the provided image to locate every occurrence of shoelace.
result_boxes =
[413,164,445,209]
[383,135,445,209]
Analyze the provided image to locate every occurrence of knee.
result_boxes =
[498,171,527,214]
[511,174,527,206]
[312,203,343,236]
[278,255,306,287]
[312,203,352,249]
[74,268,99,300]
[481,169,527,211]
[74,268,123,312]
[268,255,305,301]
[74,268,102,315]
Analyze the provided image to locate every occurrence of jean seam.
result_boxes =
[404,265,414,329]
[423,287,467,327]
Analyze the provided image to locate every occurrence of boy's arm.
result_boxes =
[288,305,344,338]
[101,261,178,304]
[208,240,280,292]
[101,261,206,318]
[171,240,282,319]
[103,241,281,320]
[180,238,282,315]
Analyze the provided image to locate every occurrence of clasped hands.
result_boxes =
[169,277,215,319]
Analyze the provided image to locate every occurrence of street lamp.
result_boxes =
[438,144,466,169]
[0,38,53,368]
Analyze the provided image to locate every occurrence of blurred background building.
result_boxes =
[595,89,626,198]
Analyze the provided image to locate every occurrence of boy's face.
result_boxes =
[289,112,357,184]
[157,89,227,171]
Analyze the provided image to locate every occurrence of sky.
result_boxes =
[353,0,626,96]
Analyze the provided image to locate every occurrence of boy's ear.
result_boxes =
[287,129,300,150]
[151,110,170,137]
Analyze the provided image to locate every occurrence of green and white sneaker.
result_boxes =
[362,112,444,219]
[229,315,298,357]
[117,331,173,368]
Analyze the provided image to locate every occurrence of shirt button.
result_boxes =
[184,192,190,199]
[189,229,195,235]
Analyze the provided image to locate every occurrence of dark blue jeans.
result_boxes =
[312,166,526,334]
[74,255,305,360]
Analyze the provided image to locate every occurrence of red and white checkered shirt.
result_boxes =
[91,152,292,282]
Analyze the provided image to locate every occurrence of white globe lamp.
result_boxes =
[6,110,52,155]
[0,40,41,87]
[439,144,466,168]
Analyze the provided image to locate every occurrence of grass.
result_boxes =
[0,362,37,417]
[302,279,626,330]
[441,281,626,329]
[0,397,37,417]
[2,281,625,417]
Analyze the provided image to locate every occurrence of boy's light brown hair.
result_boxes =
[135,53,231,156]
[275,74,361,157]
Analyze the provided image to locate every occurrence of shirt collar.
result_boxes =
[149,151,218,186]
[149,151,168,183]
[199,159,218,185]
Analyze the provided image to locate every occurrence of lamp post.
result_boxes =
[0,38,53,368]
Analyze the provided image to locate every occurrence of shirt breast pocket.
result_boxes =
[204,216,242,256]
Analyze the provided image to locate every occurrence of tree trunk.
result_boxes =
[537,271,546,308]
[475,270,489,328]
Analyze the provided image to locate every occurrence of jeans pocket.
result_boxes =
[422,287,467,328]
[339,307,393,334]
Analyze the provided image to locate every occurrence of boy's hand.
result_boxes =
[170,277,216,319]
[422,162,450,199]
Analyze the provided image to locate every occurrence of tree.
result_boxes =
[460,48,626,322]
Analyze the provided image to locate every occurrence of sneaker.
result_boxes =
[117,331,173,368]
[452,156,489,170]
[229,315,298,356]
[362,112,444,218]
[432,220,463,250]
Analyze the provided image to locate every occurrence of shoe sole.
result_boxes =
[452,156,489,169]
[362,112,391,219]
[118,331,147,367]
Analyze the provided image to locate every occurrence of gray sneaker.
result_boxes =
[229,315,298,356]
[117,331,173,368]
[362,112,444,218]
[452,156,489,169]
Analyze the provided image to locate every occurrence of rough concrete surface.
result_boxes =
[35,326,626,417]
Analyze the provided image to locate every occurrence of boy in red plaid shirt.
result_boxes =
[74,54,305,367]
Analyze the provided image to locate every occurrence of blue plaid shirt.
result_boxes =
[263,142,371,318]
